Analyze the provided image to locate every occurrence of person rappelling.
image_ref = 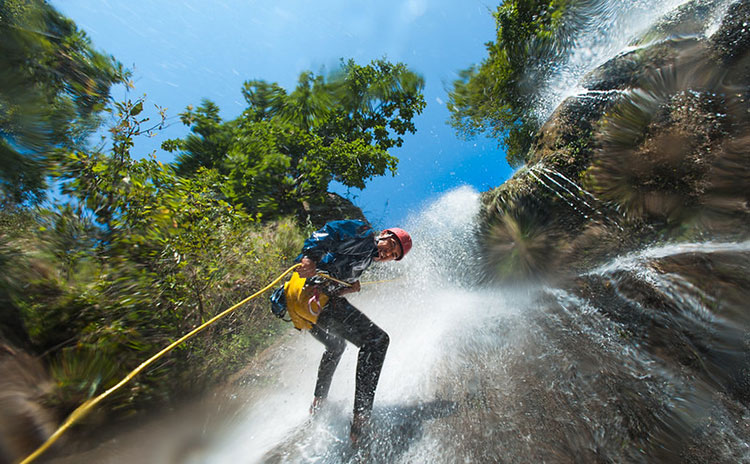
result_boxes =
[270,219,412,444]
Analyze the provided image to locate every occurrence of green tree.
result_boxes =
[0,0,126,204]
[30,97,303,411]
[241,80,286,122]
[164,58,426,218]
[0,3,314,420]
[164,100,235,176]
[448,0,569,167]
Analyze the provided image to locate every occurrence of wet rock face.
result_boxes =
[0,345,56,464]
[572,248,750,404]
[470,4,750,460]
[479,0,750,281]
[424,243,750,463]
[301,192,369,228]
[711,0,750,63]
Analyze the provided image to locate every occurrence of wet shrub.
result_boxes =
[2,203,306,417]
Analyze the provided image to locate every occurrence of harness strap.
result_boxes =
[307,286,323,316]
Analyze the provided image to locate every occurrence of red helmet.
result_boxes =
[383,228,412,260]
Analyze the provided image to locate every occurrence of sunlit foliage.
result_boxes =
[448,0,570,167]
[0,1,319,418]
[0,1,424,425]
[18,101,309,410]
[0,0,126,205]
[163,59,426,219]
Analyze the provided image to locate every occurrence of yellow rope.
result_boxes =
[315,272,352,287]
[20,263,302,464]
[21,264,398,463]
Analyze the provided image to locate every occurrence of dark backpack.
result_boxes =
[269,286,288,319]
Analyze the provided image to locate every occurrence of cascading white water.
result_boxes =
[197,2,750,460]
[531,0,732,122]
[204,186,498,463]
[191,184,750,463]
[43,190,749,463]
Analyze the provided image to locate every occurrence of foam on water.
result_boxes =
[533,0,697,122]
[206,186,497,462]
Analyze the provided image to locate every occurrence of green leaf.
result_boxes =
[130,101,143,116]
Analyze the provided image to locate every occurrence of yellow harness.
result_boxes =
[283,272,330,330]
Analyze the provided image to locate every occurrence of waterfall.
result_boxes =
[200,1,749,460]
[530,0,725,122]
[196,186,749,463]
[43,198,749,463]
[206,187,489,463]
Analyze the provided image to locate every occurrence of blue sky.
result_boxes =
[52,0,512,227]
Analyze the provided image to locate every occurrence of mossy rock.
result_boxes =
[478,2,750,281]
[301,192,369,229]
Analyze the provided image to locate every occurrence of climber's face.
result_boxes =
[375,232,402,262]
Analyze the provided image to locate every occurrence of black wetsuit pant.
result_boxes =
[310,296,390,416]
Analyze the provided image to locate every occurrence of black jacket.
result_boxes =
[295,220,378,293]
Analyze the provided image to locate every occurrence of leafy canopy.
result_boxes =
[163,59,426,218]
[448,0,569,167]
[14,87,308,410]
[0,0,127,205]
[0,1,313,414]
